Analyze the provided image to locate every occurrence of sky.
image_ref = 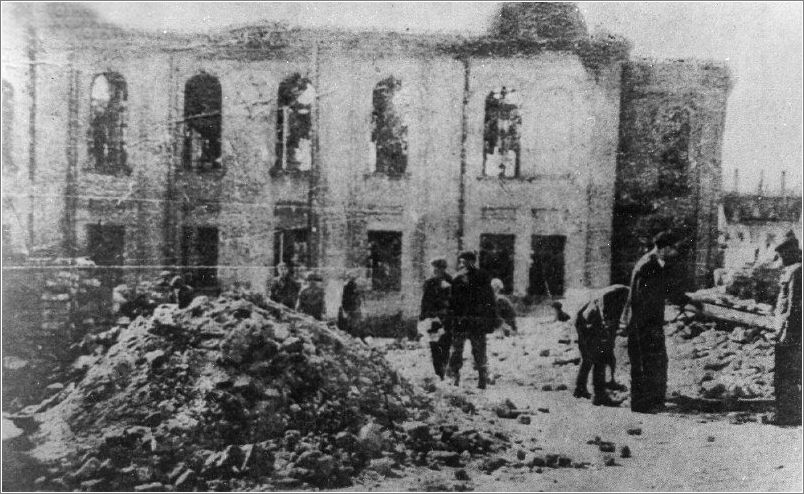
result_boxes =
[85,1,803,195]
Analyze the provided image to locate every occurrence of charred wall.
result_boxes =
[613,59,731,289]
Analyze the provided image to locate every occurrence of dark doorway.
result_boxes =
[529,235,566,297]
[479,234,515,294]
[273,228,310,274]
[86,224,125,287]
[181,226,219,289]
[367,231,402,292]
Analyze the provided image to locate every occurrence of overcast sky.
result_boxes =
[85,1,803,195]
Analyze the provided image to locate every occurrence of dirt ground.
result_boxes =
[347,315,803,492]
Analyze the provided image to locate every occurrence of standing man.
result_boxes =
[420,258,453,380]
[447,251,497,389]
[296,272,326,320]
[269,262,301,309]
[620,231,698,413]
[573,284,629,406]
[339,270,364,340]
[773,236,802,426]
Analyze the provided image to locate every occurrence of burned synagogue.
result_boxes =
[2,2,802,492]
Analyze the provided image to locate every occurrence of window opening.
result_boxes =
[479,234,516,294]
[483,87,521,177]
[529,235,566,297]
[89,73,128,174]
[367,230,402,292]
[86,224,125,287]
[273,228,310,274]
[275,74,315,172]
[183,73,222,171]
[181,226,219,288]
[371,76,409,175]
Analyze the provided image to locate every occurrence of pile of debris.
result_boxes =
[667,317,775,400]
[21,292,444,491]
[724,261,782,306]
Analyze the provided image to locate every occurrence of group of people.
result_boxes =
[573,230,801,423]
[419,251,516,389]
[267,262,327,320]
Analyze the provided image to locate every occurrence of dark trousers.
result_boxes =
[628,330,668,412]
[576,357,607,399]
[429,331,453,379]
[448,331,487,375]
[775,342,802,426]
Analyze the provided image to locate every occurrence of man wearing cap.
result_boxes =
[269,262,301,309]
[420,258,453,380]
[773,236,802,426]
[296,272,326,320]
[620,231,698,413]
[447,251,497,389]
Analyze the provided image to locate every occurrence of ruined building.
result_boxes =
[1,3,731,325]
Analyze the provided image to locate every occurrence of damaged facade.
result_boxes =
[1,3,731,326]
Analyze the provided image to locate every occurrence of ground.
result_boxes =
[346,315,803,492]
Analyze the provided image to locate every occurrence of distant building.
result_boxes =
[1,3,731,329]
[719,193,802,270]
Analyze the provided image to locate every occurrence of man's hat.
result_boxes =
[430,257,448,270]
[653,231,680,249]
[458,251,477,263]
[775,236,800,254]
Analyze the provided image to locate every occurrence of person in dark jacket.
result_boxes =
[339,270,364,340]
[620,231,699,413]
[447,251,497,389]
[170,275,195,309]
[296,272,326,320]
[269,262,301,309]
[491,278,517,335]
[773,236,802,426]
[574,284,629,406]
[420,258,453,380]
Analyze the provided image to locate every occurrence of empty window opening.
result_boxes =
[275,74,315,172]
[2,80,14,173]
[89,73,128,174]
[181,226,219,288]
[367,231,402,292]
[371,76,409,175]
[479,234,515,294]
[483,87,521,178]
[183,73,222,171]
[273,228,310,274]
[86,224,125,287]
[529,235,566,297]
[654,108,690,194]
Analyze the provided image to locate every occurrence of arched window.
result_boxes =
[2,79,14,173]
[371,77,408,176]
[89,72,128,174]
[483,87,521,178]
[275,74,315,172]
[183,72,222,171]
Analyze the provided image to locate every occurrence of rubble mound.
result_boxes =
[667,318,775,400]
[27,293,433,490]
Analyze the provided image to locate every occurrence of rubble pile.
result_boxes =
[25,292,439,491]
[725,262,782,306]
[667,317,775,400]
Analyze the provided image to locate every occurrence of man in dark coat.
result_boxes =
[620,231,697,413]
[574,284,629,406]
[339,270,364,340]
[296,272,326,320]
[420,258,453,380]
[773,236,802,426]
[269,262,301,309]
[447,251,497,389]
